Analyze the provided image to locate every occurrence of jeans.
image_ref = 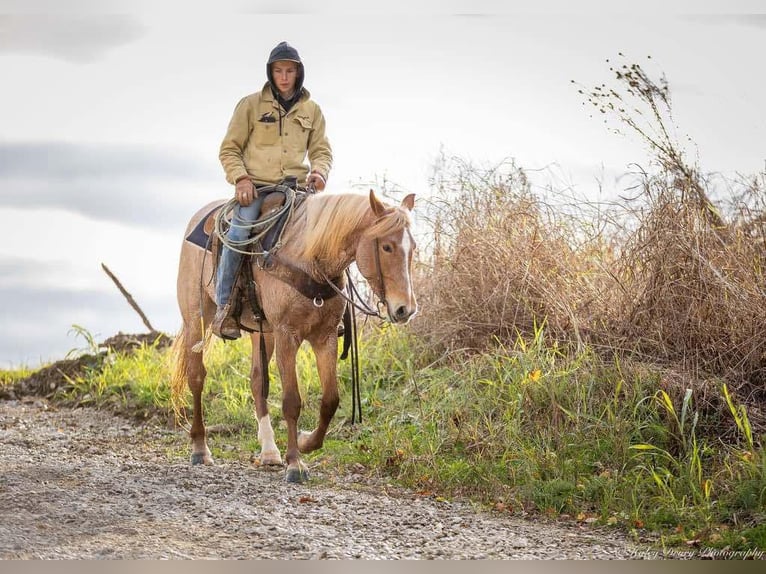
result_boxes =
[216,195,265,307]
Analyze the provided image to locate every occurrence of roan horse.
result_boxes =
[171,189,417,482]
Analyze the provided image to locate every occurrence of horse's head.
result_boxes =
[355,190,418,324]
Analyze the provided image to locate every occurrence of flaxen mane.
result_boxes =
[301,192,412,263]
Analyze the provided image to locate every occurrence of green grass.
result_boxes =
[0,366,34,387]
[8,324,764,552]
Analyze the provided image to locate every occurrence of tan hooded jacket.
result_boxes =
[219,82,332,187]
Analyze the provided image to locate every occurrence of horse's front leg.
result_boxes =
[248,332,281,466]
[274,332,309,483]
[298,332,340,454]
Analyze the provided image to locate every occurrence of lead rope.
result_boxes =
[348,239,387,423]
[344,269,362,424]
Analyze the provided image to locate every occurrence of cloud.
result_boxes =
[0,141,221,228]
[0,284,132,367]
[0,257,69,289]
[0,280,181,368]
[0,141,213,179]
[724,15,766,29]
[685,15,766,29]
[0,15,145,63]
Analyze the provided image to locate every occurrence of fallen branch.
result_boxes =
[101,263,155,332]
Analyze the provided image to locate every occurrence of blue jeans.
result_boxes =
[216,195,265,307]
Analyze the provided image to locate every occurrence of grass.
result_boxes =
[0,366,34,387]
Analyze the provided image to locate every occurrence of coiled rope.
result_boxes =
[213,183,300,256]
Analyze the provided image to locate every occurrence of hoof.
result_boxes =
[256,450,283,467]
[285,465,310,484]
[191,452,214,466]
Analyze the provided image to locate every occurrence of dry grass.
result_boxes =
[607,172,766,395]
[412,164,766,436]
[413,159,607,353]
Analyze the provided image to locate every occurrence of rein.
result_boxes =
[315,239,389,321]
[341,270,362,424]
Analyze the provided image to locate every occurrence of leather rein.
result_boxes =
[315,239,388,320]
[265,241,389,321]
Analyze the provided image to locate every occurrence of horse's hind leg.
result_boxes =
[174,209,221,466]
[298,333,340,454]
[183,313,215,465]
[248,332,281,466]
[173,281,216,466]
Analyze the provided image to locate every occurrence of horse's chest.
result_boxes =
[257,274,343,328]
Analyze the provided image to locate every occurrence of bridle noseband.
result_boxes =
[315,237,390,321]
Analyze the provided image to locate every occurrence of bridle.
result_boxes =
[316,237,389,321]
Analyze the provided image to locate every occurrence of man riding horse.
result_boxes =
[214,41,333,340]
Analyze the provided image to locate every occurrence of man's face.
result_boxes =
[272,60,299,97]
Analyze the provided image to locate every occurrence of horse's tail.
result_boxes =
[169,318,213,421]
[168,326,189,423]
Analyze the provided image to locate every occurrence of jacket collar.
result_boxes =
[260,82,310,109]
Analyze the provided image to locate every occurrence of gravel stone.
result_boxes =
[0,399,649,559]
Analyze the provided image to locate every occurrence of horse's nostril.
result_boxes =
[395,306,408,320]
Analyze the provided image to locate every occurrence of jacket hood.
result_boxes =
[266,41,305,96]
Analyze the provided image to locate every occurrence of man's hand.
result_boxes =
[235,177,254,206]
[307,171,326,191]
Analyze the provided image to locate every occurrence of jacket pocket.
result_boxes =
[253,121,278,146]
[295,115,313,130]
[290,115,312,149]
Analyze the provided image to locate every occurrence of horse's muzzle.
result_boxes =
[390,303,417,324]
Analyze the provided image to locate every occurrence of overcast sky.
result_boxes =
[1,1,765,367]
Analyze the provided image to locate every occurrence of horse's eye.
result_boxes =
[381,243,393,253]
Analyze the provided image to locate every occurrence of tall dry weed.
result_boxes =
[412,158,607,353]
[607,169,766,394]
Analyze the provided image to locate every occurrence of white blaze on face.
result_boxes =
[398,229,414,302]
[258,415,278,453]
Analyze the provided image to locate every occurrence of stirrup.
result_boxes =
[212,304,241,340]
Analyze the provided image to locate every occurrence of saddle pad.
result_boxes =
[185,204,224,251]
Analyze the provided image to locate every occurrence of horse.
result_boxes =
[170,189,417,483]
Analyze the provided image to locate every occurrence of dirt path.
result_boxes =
[0,398,647,559]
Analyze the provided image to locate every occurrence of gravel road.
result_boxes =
[0,398,647,559]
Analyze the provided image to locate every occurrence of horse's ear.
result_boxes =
[369,189,386,217]
[401,193,415,211]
